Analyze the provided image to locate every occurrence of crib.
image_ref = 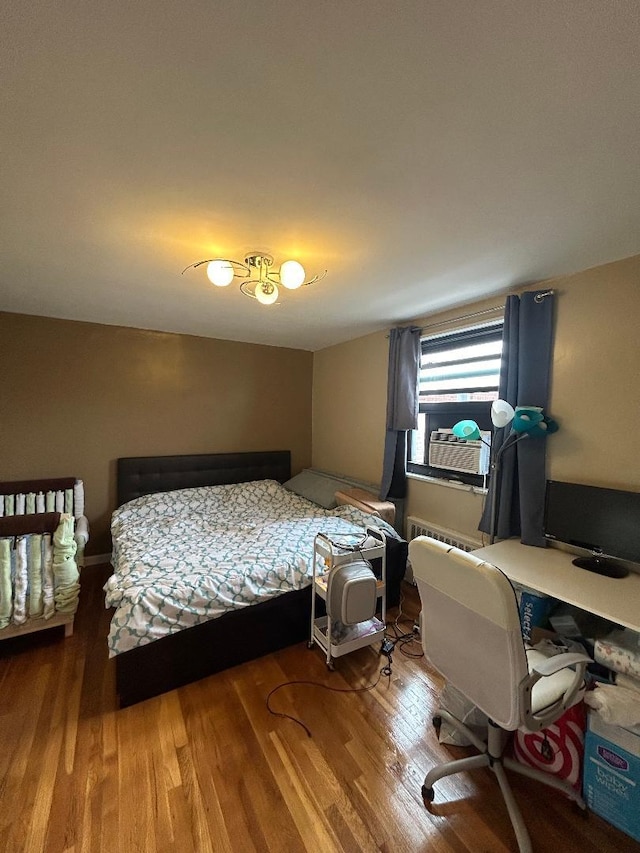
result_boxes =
[0,477,89,640]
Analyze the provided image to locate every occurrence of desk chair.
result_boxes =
[409,536,591,853]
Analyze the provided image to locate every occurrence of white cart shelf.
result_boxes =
[309,526,387,669]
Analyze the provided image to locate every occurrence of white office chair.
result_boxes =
[409,536,591,853]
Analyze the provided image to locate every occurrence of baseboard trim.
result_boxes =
[83,553,112,567]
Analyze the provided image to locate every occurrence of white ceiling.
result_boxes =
[1,1,639,351]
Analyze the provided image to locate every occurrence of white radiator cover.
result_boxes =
[405,516,482,582]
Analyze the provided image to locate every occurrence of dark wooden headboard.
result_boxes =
[117,450,291,507]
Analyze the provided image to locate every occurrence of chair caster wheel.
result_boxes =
[307,642,314,649]
[432,715,441,730]
[327,661,335,671]
[422,784,434,806]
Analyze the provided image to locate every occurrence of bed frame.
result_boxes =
[117,450,292,507]
[113,450,407,707]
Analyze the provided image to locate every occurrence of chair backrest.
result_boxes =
[409,536,528,730]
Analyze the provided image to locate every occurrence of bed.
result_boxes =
[108,450,407,707]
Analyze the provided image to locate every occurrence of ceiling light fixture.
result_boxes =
[182,253,327,305]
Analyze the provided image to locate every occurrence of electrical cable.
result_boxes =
[384,585,424,660]
[383,626,424,659]
[266,661,393,738]
[268,601,421,736]
[319,531,372,552]
[313,532,377,584]
[273,533,415,736]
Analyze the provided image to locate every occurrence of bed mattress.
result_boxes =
[105,479,398,656]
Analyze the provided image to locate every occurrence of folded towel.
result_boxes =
[36,492,45,513]
[15,493,25,515]
[53,515,80,613]
[13,537,28,625]
[73,480,85,518]
[0,539,12,628]
[26,493,36,514]
[29,534,43,617]
[585,685,640,729]
[42,533,55,619]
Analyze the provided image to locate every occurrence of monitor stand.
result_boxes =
[572,556,629,579]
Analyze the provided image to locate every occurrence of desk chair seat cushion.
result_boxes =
[526,648,583,717]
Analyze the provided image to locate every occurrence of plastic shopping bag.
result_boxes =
[512,702,587,791]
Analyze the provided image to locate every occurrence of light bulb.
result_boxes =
[255,281,278,305]
[206,260,234,287]
[279,260,305,290]
[491,399,515,428]
[452,420,481,440]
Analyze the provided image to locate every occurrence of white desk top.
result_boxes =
[473,539,640,633]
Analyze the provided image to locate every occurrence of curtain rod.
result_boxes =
[393,289,555,336]
[418,304,503,334]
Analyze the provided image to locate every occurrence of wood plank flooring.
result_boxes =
[1,566,638,852]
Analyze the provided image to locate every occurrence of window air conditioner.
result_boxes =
[428,429,491,476]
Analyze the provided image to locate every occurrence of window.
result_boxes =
[408,321,503,487]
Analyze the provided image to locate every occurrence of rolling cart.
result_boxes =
[309,525,387,669]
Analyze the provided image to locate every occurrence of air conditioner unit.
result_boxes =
[428,429,490,475]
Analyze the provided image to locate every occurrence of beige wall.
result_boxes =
[312,331,388,485]
[0,313,313,554]
[548,255,640,489]
[312,253,640,541]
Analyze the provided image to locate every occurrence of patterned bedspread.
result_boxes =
[105,479,398,656]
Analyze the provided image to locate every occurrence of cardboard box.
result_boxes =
[517,586,554,642]
[583,712,640,843]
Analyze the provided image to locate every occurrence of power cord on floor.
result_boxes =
[380,638,394,677]
[384,585,424,660]
[384,624,424,659]
[266,665,390,738]
[267,586,423,737]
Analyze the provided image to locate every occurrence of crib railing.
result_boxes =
[0,477,88,565]
[0,478,89,640]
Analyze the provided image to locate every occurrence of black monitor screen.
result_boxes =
[545,481,640,566]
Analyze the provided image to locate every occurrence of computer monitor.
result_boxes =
[544,480,640,579]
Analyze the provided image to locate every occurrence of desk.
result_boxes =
[473,539,640,634]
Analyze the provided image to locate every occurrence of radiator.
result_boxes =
[405,517,482,585]
[406,516,482,551]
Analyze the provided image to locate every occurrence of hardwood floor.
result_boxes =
[1,566,638,853]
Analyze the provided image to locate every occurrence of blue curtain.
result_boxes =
[479,291,555,546]
[380,327,421,520]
